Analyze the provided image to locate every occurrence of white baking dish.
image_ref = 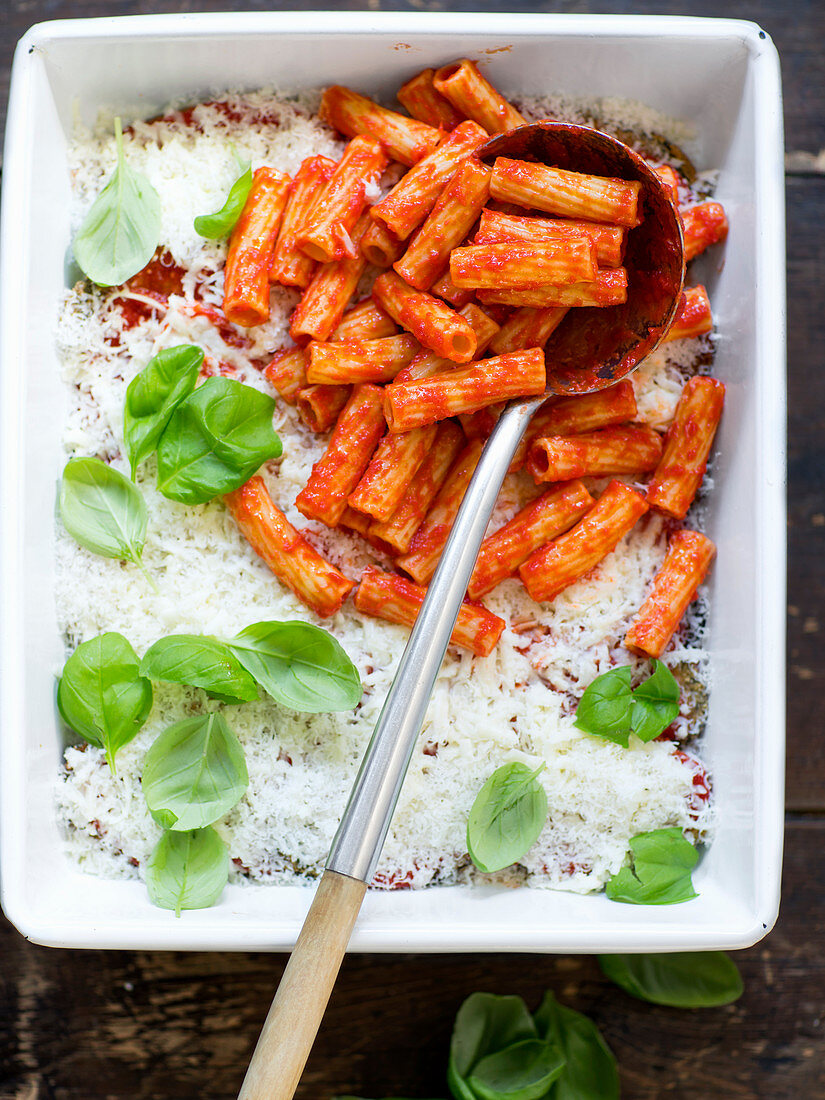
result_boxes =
[0,12,785,951]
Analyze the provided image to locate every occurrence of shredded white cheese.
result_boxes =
[56,89,715,895]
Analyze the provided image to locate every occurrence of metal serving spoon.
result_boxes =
[237,121,685,1100]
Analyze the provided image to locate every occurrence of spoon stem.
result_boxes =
[327,395,541,883]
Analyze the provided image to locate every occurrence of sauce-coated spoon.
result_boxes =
[238,121,685,1100]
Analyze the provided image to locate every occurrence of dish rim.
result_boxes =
[0,10,786,951]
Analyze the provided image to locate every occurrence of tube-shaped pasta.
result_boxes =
[432,59,526,134]
[474,209,626,268]
[225,476,354,618]
[290,213,371,342]
[384,348,546,433]
[682,202,729,261]
[298,136,388,264]
[224,168,291,327]
[374,120,490,240]
[430,269,475,309]
[354,566,505,657]
[395,439,484,584]
[367,421,464,553]
[296,384,351,433]
[361,220,406,268]
[489,306,569,356]
[490,157,641,226]
[625,530,716,657]
[394,157,493,290]
[348,423,438,522]
[332,299,398,342]
[264,346,308,404]
[450,239,598,291]
[370,121,489,240]
[519,480,649,603]
[394,302,500,384]
[468,480,595,599]
[664,286,713,342]
[306,334,419,385]
[372,270,478,363]
[511,381,638,469]
[652,164,681,204]
[295,383,386,526]
[527,426,663,483]
[397,68,466,129]
[477,268,627,309]
[646,376,725,519]
[270,155,335,288]
[320,85,441,166]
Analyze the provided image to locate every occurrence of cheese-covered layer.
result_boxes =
[56,90,714,894]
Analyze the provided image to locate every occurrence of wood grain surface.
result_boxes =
[2,2,823,1098]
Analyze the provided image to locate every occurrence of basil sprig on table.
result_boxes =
[335,967,747,1099]
[448,990,618,1100]
[194,162,254,238]
[448,992,559,1100]
[59,457,149,572]
[227,620,362,712]
[605,826,699,905]
[466,762,547,874]
[57,632,153,773]
[124,344,203,478]
[142,712,248,831]
[156,377,282,504]
[73,117,161,287]
[599,951,743,1007]
[574,660,680,746]
[146,825,229,916]
[140,634,259,705]
[534,991,620,1100]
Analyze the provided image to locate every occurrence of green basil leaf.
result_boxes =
[124,345,203,478]
[156,377,282,504]
[57,632,153,773]
[598,951,743,1007]
[194,163,254,238]
[448,992,537,1100]
[467,762,547,874]
[228,620,362,712]
[142,712,248,830]
[574,663,681,747]
[629,659,680,742]
[73,117,161,287]
[533,992,619,1100]
[58,457,148,569]
[605,827,699,905]
[140,634,259,704]
[146,826,229,916]
[573,666,633,746]
[469,1039,565,1100]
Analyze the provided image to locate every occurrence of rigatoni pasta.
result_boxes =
[224,476,354,618]
[295,383,386,526]
[223,167,291,326]
[625,531,717,658]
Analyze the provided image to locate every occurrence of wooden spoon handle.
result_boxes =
[237,869,367,1100]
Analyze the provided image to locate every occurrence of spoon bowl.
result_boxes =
[479,121,685,394]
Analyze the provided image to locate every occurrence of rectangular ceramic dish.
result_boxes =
[0,12,786,951]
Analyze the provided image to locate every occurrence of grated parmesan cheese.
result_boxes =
[56,89,716,896]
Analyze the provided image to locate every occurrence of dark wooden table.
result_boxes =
[2,3,823,1097]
